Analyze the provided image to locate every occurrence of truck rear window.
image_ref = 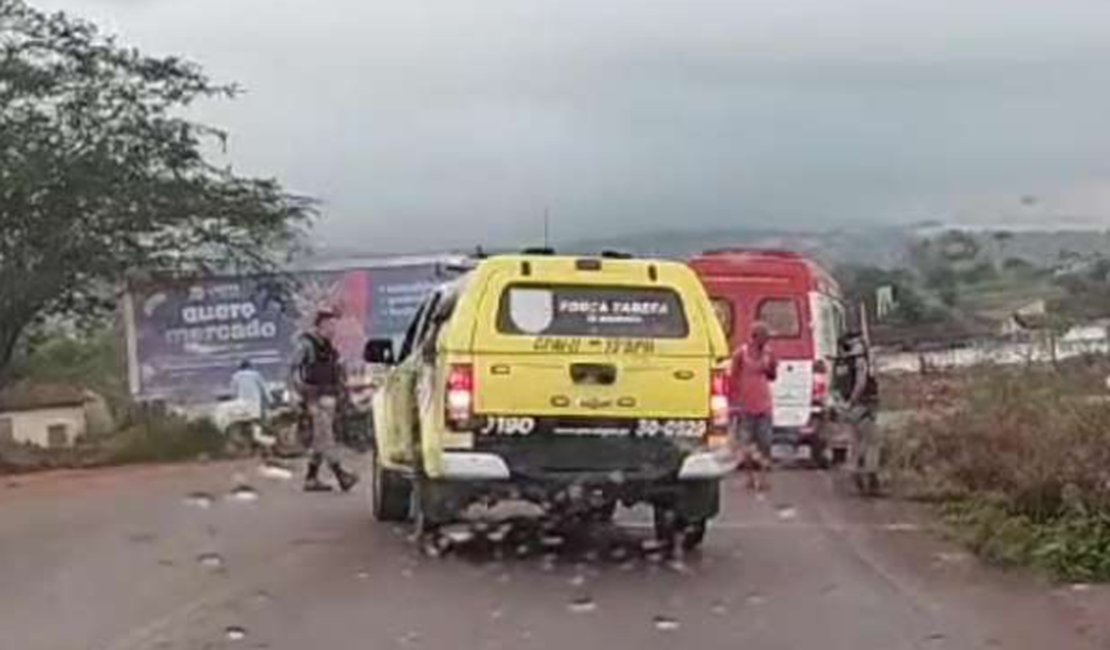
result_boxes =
[497,285,689,339]
[757,297,801,338]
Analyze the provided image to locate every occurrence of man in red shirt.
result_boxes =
[731,322,777,491]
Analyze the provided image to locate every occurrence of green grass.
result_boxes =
[886,367,1110,582]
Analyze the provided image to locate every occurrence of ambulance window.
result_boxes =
[757,298,801,338]
[711,298,734,338]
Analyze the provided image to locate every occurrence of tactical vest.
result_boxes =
[833,352,879,407]
[300,333,342,389]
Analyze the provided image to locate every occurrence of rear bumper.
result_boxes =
[439,448,735,482]
[441,452,511,480]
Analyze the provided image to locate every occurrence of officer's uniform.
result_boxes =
[292,331,358,492]
[833,336,881,496]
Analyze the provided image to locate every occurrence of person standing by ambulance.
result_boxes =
[290,309,360,493]
[731,322,778,492]
[834,331,881,496]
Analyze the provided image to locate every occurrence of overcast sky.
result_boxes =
[35,0,1110,251]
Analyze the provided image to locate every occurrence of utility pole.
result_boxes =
[543,207,550,249]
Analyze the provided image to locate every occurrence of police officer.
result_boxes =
[290,309,360,493]
[834,331,881,496]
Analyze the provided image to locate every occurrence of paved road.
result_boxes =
[1,460,1107,650]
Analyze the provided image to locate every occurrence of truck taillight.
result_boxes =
[812,360,829,405]
[710,369,730,428]
[446,364,475,430]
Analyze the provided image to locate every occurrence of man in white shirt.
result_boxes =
[231,359,271,420]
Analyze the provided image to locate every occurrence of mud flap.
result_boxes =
[670,480,720,521]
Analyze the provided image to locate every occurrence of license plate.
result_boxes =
[478,416,705,439]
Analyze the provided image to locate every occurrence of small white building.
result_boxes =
[0,383,90,448]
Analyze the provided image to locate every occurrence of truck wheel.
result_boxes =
[653,506,708,552]
[371,451,411,522]
[679,520,707,551]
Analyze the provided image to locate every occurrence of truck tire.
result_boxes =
[653,506,708,552]
[679,520,707,551]
[371,451,411,522]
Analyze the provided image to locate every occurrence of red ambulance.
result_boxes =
[688,249,847,465]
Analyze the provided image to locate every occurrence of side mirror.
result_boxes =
[364,339,396,365]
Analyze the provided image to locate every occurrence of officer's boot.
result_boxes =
[304,455,332,492]
[332,462,360,493]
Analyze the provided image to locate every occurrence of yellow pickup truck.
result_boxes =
[365,253,735,550]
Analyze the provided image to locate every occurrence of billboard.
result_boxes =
[125,260,457,401]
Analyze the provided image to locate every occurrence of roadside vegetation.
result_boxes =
[0,409,227,472]
[886,366,1110,581]
[0,327,232,473]
[2,0,308,473]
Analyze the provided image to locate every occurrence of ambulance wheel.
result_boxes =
[809,436,831,470]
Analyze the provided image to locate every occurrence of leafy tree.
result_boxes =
[0,1,314,385]
[924,264,959,292]
[1003,257,1033,272]
[937,284,959,308]
[960,261,999,285]
[893,285,928,323]
[836,264,932,325]
[937,230,981,262]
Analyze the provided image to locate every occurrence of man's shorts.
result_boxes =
[733,413,773,458]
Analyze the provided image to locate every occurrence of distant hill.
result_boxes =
[309,223,1110,273]
[564,225,1110,270]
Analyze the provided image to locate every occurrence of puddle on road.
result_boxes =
[652,616,681,632]
[224,626,248,642]
[567,596,598,614]
[196,552,225,571]
[252,590,273,605]
[882,522,921,532]
[932,551,973,567]
[228,485,260,503]
[923,632,948,644]
[258,462,295,481]
[183,493,215,509]
[775,505,799,521]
